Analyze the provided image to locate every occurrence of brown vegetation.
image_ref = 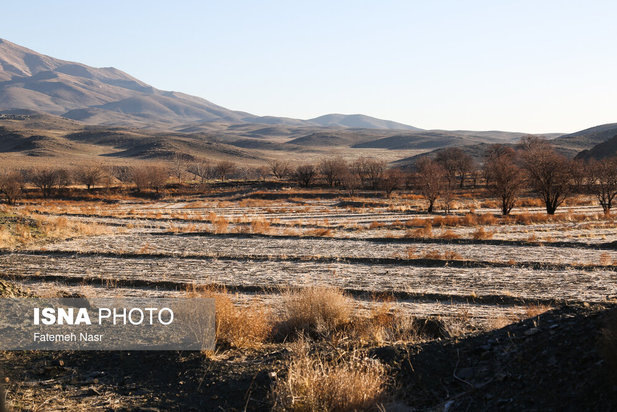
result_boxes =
[485,145,524,215]
[186,286,272,349]
[0,171,23,205]
[279,287,351,338]
[521,136,574,215]
[270,339,388,412]
[414,158,445,213]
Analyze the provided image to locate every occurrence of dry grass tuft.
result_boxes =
[250,218,271,234]
[405,247,417,259]
[0,211,113,248]
[524,304,552,318]
[270,339,388,411]
[186,286,272,349]
[472,227,494,240]
[406,222,433,238]
[443,250,463,260]
[599,252,615,266]
[439,229,460,240]
[279,287,351,338]
[304,228,333,237]
[347,303,418,344]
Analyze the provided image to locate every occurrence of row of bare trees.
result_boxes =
[415,136,617,216]
[268,157,406,195]
[1,137,616,217]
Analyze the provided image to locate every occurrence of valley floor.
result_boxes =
[1,187,616,410]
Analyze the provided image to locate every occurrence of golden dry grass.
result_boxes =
[279,287,351,338]
[186,286,272,349]
[524,304,552,318]
[0,209,113,248]
[345,302,418,345]
[472,227,494,240]
[270,339,388,412]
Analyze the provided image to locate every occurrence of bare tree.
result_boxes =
[414,158,446,214]
[586,157,617,214]
[435,148,460,187]
[131,165,169,193]
[485,146,524,215]
[75,165,105,191]
[352,157,386,189]
[28,168,70,198]
[319,157,348,187]
[483,144,514,187]
[171,153,191,183]
[340,168,361,196]
[569,158,586,194]
[148,166,169,193]
[131,166,150,192]
[269,160,292,180]
[0,171,23,205]
[456,154,474,188]
[187,161,212,184]
[111,165,133,185]
[214,161,237,181]
[520,136,573,215]
[294,164,317,187]
[255,166,270,181]
[380,168,405,198]
[436,147,473,188]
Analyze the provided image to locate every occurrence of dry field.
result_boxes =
[1,188,617,410]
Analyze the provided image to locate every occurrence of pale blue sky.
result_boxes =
[2,0,617,133]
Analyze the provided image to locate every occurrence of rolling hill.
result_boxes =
[2,38,617,167]
[308,114,421,131]
[575,133,617,160]
[551,123,617,152]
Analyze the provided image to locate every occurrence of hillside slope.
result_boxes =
[0,38,254,127]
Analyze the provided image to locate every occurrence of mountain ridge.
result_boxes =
[0,38,422,131]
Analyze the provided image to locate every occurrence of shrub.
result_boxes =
[187,286,272,349]
[271,340,388,411]
[279,287,351,338]
[439,230,460,240]
[0,171,23,204]
[472,227,494,240]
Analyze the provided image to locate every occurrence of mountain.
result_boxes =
[0,38,424,131]
[308,114,421,131]
[6,38,613,166]
[0,38,256,127]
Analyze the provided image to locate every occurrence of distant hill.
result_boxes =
[575,134,617,160]
[307,114,421,131]
[551,123,617,152]
[352,130,538,151]
[0,111,256,161]
[393,131,571,169]
[5,38,614,166]
[288,130,388,147]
